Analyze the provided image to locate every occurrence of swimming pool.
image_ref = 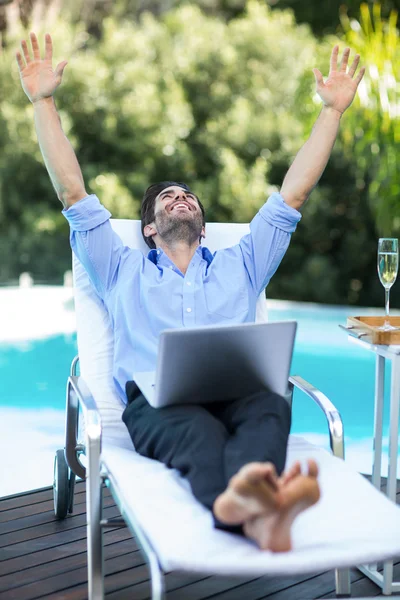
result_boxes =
[0,302,392,433]
[0,297,397,495]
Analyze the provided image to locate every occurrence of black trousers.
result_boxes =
[122,382,291,534]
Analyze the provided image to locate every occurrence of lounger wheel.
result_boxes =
[53,449,69,519]
[68,470,76,514]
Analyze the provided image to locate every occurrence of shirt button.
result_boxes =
[169,265,173,269]
[186,281,191,286]
[157,250,160,255]
[186,308,192,313]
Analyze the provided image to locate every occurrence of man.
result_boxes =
[16,33,364,552]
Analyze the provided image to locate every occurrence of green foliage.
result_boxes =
[339,3,400,235]
[1,1,317,284]
[270,4,400,308]
[268,0,400,36]
[0,0,398,310]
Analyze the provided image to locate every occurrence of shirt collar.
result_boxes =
[147,245,214,267]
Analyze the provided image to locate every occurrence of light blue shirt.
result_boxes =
[63,193,301,402]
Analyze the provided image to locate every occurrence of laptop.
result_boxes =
[133,321,297,408]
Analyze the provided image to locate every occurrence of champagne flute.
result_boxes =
[377,238,399,331]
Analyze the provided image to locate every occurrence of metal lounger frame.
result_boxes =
[64,355,351,600]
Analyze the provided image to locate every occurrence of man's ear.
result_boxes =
[200,225,206,240]
[144,223,157,239]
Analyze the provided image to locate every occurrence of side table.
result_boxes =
[343,330,400,595]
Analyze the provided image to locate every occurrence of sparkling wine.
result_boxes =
[378,251,398,288]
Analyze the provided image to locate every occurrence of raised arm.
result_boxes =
[280,46,365,211]
[16,32,87,208]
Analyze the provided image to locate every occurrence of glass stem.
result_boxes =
[385,287,390,325]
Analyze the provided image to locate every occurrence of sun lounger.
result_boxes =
[54,219,400,599]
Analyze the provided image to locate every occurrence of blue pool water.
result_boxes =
[0,303,393,444]
[0,334,78,410]
[268,304,392,442]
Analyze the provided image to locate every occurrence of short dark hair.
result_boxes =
[141,181,206,249]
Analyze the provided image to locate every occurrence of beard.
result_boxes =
[154,209,203,247]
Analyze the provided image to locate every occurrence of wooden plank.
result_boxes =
[1,472,399,600]
[0,491,85,524]
[167,572,321,600]
[0,487,55,512]
[163,574,275,600]
[0,538,137,594]
[319,569,382,598]
[0,528,133,577]
[257,568,371,599]
[0,495,116,536]
[40,563,152,600]
[336,561,400,599]
[2,551,143,600]
[174,573,313,600]
[39,568,211,600]
[105,572,211,600]
[0,482,113,517]
[0,510,122,566]
[0,505,120,549]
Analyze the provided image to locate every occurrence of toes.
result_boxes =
[239,462,277,484]
[307,459,319,478]
[280,461,301,485]
[289,461,302,477]
[260,463,278,485]
[264,469,278,491]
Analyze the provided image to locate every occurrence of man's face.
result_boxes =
[145,185,205,247]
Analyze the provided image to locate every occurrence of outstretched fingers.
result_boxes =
[44,33,53,61]
[347,53,360,78]
[329,45,339,73]
[30,32,41,60]
[21,39,31,64]
[339,47,350,72]
[55,61,68,80]
[16,32,47,71]
[354,65,366,85]
[313,68,324,88]
[15,50,25,72]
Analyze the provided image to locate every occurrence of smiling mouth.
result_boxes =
[170,203,191,212]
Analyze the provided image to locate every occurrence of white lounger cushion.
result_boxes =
[102,436,400,575]
[73,218,400,577]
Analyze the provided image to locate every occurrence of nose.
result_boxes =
[175,192,186,200]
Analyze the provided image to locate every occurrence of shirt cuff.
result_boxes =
[258,192,302,233]
[62,194,111,232]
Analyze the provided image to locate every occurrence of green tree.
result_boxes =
[1,0,396,309]
[2,1,318,283]
[269,0,400,36]
[340,3,400,235]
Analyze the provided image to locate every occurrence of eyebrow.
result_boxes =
[160,189,196,198]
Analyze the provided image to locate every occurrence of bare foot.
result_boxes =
[243,459,320,552]
[213,462,279,525]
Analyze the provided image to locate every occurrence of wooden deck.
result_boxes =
[1,478,400,599]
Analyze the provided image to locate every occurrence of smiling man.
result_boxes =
[17,32,364,551]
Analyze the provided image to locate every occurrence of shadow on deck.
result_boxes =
[1,478,400,599]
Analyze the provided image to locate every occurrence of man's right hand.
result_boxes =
[16,33,68,104]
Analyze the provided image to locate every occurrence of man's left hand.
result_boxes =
[313,46,365,115]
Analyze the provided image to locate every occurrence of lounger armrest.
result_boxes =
[66,373,102,480]
[289,375,344,460]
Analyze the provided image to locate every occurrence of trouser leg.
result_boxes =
[122,383,291,535]
[122,383,229,512]
[209,389,292,482]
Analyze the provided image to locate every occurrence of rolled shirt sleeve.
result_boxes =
[239,192,302,295]
[62,194,126,297]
